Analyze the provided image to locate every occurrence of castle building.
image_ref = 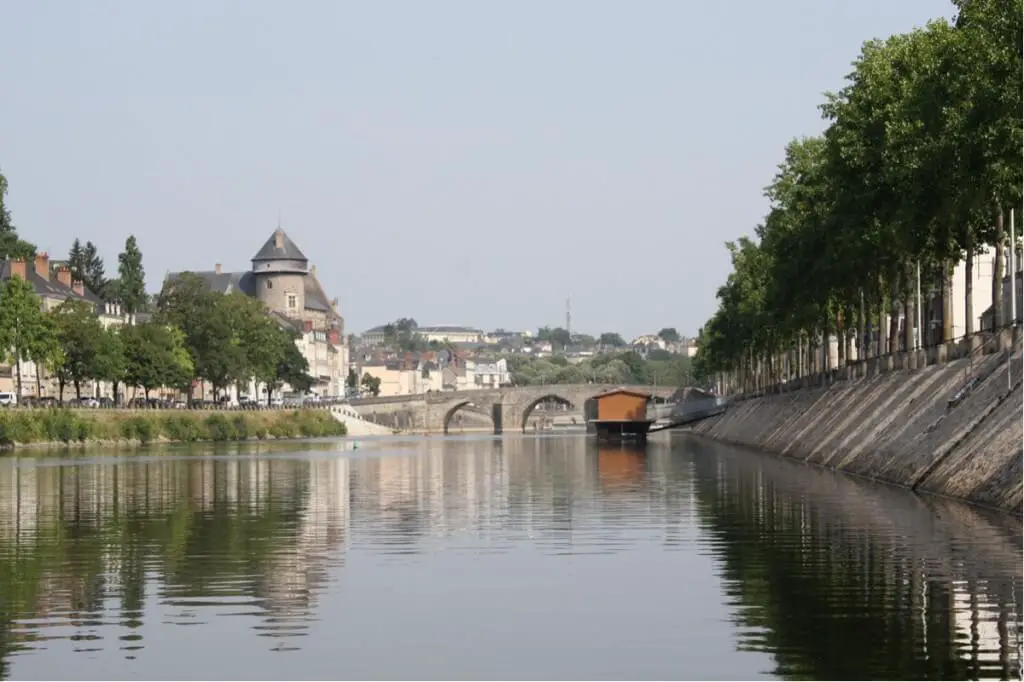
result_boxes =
[164,228,348,397]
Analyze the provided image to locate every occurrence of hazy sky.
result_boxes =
[1,0,954,339]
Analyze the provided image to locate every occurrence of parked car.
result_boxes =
[0,392,17,407]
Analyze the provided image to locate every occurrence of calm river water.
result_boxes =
[0,434,1020,680]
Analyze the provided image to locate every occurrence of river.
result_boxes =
[0,434,1020,680]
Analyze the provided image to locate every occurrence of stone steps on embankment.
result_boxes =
[689,348,1023,515]
[329,406,396,436]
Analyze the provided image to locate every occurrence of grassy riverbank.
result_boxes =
[0,408,346,448]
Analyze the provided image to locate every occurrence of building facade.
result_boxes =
[0,252,127,397]
[361,324,484,347]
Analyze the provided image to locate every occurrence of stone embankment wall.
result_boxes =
[689,342,1023,516]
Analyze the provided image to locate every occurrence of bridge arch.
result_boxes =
[442,400,495,435]
[519,393,576,432]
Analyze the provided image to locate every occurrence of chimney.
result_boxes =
[274,230,284,249]
[72,280,85,296]
[10,259,26,280]
[34,252,49,281]
[56,266,72,287]
[309,264,316,276]
[215,263,222,274]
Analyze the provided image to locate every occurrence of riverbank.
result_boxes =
[688,345,1022,515]
[0,408,346,449]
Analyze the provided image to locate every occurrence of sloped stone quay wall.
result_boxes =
[689,345,1023,516]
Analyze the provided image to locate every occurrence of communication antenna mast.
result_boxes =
[565,295,572,339]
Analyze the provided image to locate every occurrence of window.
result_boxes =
[266,280,273,289]
[287,293,298,310]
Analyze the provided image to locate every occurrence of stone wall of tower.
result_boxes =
[255,271,307,318]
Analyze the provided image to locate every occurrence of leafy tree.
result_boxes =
[117,235,147,317]
[91,327,126,399]
[599,332,626,347]
[658,328,681,343]
[692,2,1022,392]
[275,333,313,397]
[0,276,48,397]
[121,322,193,400]
[156,273,239,398]
[51,300,107,401]
[81,241,107,296]
[0,170,35,261]
[346,368,358,390]
[67,238,86,282]
[537,326,572,349]
[574,333,597,348]
[360,372,381,397]
[26,312,61,399]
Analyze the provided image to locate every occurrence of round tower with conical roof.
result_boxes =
[252,228,308,317]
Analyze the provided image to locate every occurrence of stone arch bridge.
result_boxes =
[349,384,679,434]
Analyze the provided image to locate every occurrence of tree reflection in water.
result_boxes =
[0,436,1018,680]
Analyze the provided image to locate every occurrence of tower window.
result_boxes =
[266,280,273,289]
[287,293,298,310]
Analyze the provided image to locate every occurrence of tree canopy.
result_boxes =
[693,1,1022,392]
[0,170,35,261]
[155,273,313,399]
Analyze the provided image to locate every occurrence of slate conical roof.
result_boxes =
[252,228,308,263]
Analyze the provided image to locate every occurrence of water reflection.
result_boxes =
[0,436,1019,680]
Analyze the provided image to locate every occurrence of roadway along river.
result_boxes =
[0,434,1020,680]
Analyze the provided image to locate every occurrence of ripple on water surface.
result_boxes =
[0,435,1019,680]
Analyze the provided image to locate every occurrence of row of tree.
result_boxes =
[692,0,1022,392]
[506,349,693,387]
[0,272,313,404]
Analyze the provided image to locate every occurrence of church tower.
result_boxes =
[251,228,308,318]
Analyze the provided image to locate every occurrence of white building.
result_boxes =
[471,358,511,388]
[361,324,484,347]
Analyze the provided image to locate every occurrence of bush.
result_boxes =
[121,416,155,444]
[162,414,201,442]
[203,414,236,441]
[231,414,250,440]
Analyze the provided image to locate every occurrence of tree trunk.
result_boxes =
[942,260,955,343]
[878,297,887,357]
[74,380,81,401]
[837,311,847,367]
[859,290,867,361]
[889,298,901,354]
[904,298,914,354]
[14,357,22,399]
[35,371,42,400]
[992,203,1006,328]
[965,227,975,335]
[796,336,803,379]
[58,377,65,403]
